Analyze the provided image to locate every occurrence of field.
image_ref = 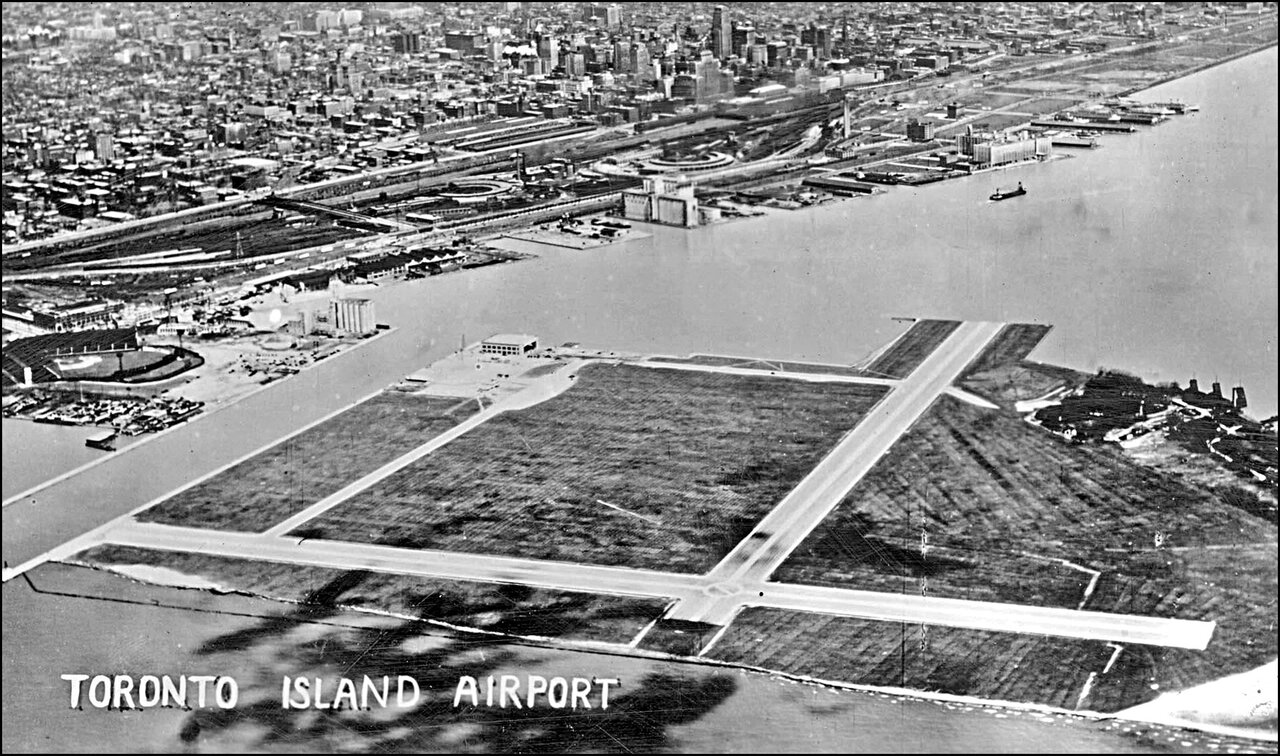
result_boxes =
[72,545,669,645]
[772,395,1277,700]
[960,324,1052,377]
[635,619,721,656]
[957,323,1083,407]
[957,113,1037,133]
[777,395,1274,577]
[958,91,1031,109]
[55,346,204,383]
[646,354,872,377]
[960,363,1079,408]
[139,392,481,531]
[1015,97,1080,116]
[292,363,888,573]
[55,348,166,377]
[865,319,961,379]
[706,609,1119,711]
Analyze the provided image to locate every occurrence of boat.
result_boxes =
[990,182,1026,201]
[86,430,118,451]
[1049,132,1098,149]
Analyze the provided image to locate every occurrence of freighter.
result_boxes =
[990,182,1026,201]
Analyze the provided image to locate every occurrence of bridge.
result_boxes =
[255,196,416,232]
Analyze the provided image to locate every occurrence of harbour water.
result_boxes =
[1,47,1276,752]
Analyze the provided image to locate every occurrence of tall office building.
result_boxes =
[537,34,559,69]
[564,52,586,77]
[613,39,631,72]
[94,133,114,161]
[630,40,651,79]
[392,31,421,54]
[711,5,731,59]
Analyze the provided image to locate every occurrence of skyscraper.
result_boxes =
[711,5,731,59]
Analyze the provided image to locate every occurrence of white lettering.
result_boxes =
[188,675,216,708]
[547,677,568,709]
[215,677,237,709]
[526,675,547,708]
[598,678,620,710]
[112,675,136,710]
[453,676,479,707]
[290,676,311,709]
[61,674,89,708]
[571,678,592,709]
[313,678,331,709]
[397,675,420,707]
[138,676,161,708]
[499,675,523,709]
[163,675,186,708]
[333,678,358,710]
[363,676,389,709]
[88,676,111,708]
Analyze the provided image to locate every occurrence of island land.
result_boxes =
[28,317,1273,739]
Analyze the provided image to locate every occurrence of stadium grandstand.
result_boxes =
[2,328,139,388]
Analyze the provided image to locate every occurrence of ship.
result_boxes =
[1048,131,1098,149]
[990,182,1026,201]
[86,430,118,451]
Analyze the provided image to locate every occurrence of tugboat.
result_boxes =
[990,182,1026,201]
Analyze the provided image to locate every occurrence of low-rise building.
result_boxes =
[481,333,538,357]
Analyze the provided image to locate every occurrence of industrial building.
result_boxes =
[329,298,376,336]
[971,134,1052,167]
[3,299,126,332]
[906,118,937,142]
[622,177,701,227]
[958,126,1053,167]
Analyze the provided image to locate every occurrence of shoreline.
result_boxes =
[71,558,1279,745]
[1122,38,1279,98]
[1,325,397,508]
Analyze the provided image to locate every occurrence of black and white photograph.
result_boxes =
[2,2,1276,752]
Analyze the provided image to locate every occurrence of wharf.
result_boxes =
[1031,119,1136,133]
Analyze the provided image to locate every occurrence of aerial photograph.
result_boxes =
[1,1,1276,753]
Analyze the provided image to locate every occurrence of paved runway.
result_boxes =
[86,520,1214,650]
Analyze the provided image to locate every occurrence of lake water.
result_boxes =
[2,564,1250,754]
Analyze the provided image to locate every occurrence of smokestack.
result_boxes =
[1211,381,1223,398]
[1188,378,1199,393]
[1232,386,1248,409]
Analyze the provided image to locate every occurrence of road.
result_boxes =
[667,321,1006,625]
